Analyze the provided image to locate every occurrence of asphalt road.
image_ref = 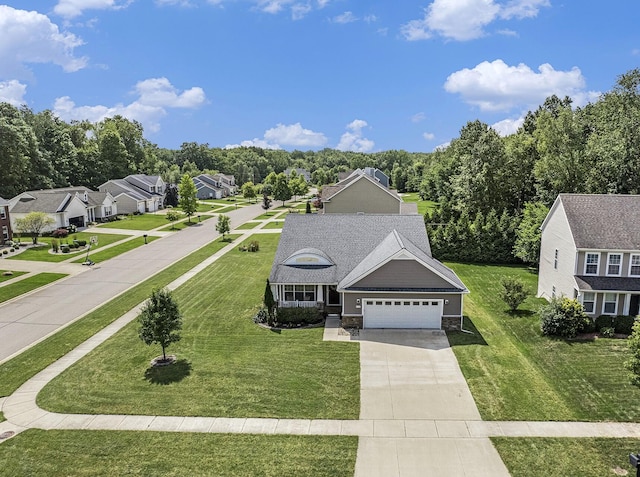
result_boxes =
[0,203,265,363]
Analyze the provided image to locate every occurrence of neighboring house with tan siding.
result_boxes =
[269,214,468,329]
[538,194,640,317]
[321,169,416,214]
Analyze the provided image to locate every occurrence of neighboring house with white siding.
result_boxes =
[538,194,640,317]
[9,190,89,231]
[269,214,468,330]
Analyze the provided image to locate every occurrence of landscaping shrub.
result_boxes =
[499,277,531,311]
[600,327,615,338]
[595,315,614,331]
[61,246,70,254]
[615,315,637,335]
[52,228,69,238]
[77,240,87,247]
[51,239,59,253]
[2,250,7,255]
[540,297,590,338]
[253,307,269,325]
[275,307,322,327]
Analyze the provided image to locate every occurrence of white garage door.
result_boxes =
[363,299,443,329]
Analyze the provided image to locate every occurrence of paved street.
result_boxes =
[0,203,263,363]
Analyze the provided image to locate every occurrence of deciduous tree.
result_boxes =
[138,288,182,362]
[216,214,230,239]
[178,174,198,222]
[14,212,55,244]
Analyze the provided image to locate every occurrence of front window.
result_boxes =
[554,249,558,269]
[582,292,595,314]
[607,253,622,276]
[0,207,5,219]
[2,226,8,240]
[630,255,640,277]
[585,253,599,275]
[603,293,617,315]
[283,285,315,302]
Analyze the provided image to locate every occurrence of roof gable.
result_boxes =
[322,171,400,203]
[556,194,640,250]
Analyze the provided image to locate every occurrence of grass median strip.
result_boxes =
[39,233,360,419]
[447,263,640,421]
[71,236,160,263]
[0,430,357,477]
[492,437,640,477]
[0,235,240,397]
[0,271,27,283]
[0,273,67,304]
[7,233,129,263]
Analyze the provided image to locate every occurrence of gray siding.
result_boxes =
[538,202,578,299]
[352,260,453,289]
[114,195,139,214]
[324,178,399,214]
[578,251,639,278]
[342,292,462,317]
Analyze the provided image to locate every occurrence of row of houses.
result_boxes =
[0,173,237,243]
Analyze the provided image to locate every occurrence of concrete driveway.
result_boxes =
[355,330,509,477]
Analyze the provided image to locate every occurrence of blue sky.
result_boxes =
[1,1,639,152]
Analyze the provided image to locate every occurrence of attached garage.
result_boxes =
[363,298,443,329]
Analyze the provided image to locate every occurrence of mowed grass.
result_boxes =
[447,263,640,421]
[97,214,169,231]
[157,214,214,231]
[71,236,160,263]
[39,233,360,419]
[235,221,260,230]
[0,273,67,304]
[0,236,239,397]
[492,437,640,477]
[400,192,437,216]
[263,220,284,229]
[7,233,129,262]
[0,430,357,477]
[0,270,27,283]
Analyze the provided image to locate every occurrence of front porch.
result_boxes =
[273,284,342,311]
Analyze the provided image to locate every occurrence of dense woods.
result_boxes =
[3,69,640,264]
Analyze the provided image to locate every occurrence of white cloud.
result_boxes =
[364,14,377,23]
[53,77,206,133]
[0,80,27,106]
[337,119,375,152]
[434,141,450,151]
[257,0,294,14]
[292,3,312,20]
[333,11,357,23]
[54,0,133,19]
[491,116,524,136]
[264,123,328,147]
[444,59,600,112]
[0,6,87,77]
[225,139,281,150]
[411,112,426,123]
[423,132,435,140]
[317,0,330,8]
[401,0,549,41]
[377,27,389,36]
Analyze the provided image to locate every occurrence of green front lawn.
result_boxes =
[0,430,357,477]
[263,220,284,229]
[174,202,217,213]
[39,234,359,419]
[0,270,27,283]
[493,437,640,477]
[448,263,640,421]
[0,236,240,398]
[7,233,129,262]
[254,211,281,220]
[400,192,437,216]
[157,214,213,231]
[0,273,67,304]
[97,214,169,231]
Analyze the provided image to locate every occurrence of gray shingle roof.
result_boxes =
[270,214,465,292]
[560,194,640,250]
[10,191,74,214]
[575,275,640,292]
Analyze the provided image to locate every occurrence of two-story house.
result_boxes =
[538,194,640,317]
[0,197,12,245]
[320,169,417,214]
[99,174,165,214]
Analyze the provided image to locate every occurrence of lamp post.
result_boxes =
[630,453,640,477]
[143,234,148,244]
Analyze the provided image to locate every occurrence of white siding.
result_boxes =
[538,200,578,300]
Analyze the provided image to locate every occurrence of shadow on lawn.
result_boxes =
[144,359,192,385]
[446,316,488,347]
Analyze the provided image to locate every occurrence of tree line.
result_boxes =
[3,69,640,264]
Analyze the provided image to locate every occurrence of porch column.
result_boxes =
[317,284,324,304]
[624,293,631,316]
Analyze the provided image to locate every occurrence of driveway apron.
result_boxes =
[355,330,509,477]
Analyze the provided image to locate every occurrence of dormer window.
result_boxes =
[283,248,333,269]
